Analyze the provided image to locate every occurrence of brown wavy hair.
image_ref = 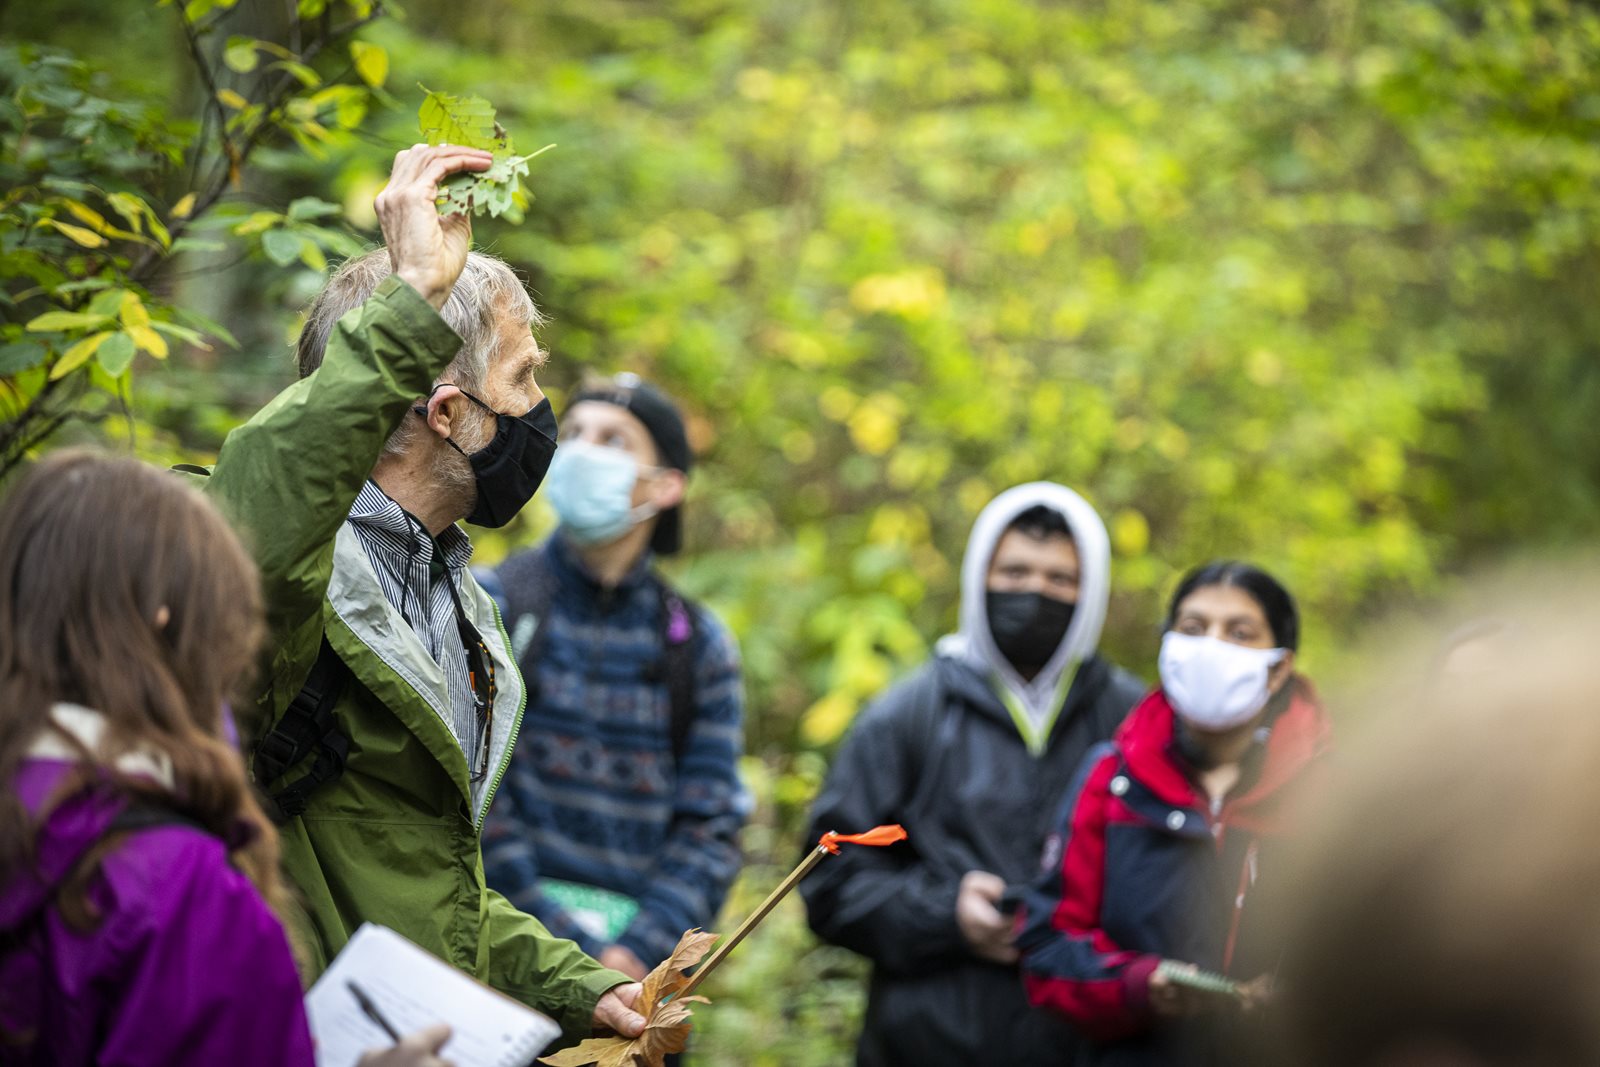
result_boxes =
[0,450,291,935]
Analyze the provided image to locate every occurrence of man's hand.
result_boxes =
[357,1023,455,1067]
[600,944,650,981]
[592,982,647,1038]
[374,144,494,310]
[956,870,1018,965]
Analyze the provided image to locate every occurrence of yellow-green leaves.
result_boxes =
[224,198,356,272]
[351,41,388,88]
[25,290,190,381]
[27,311,108,333]
[418,87,554,219]
[49,332,111,379]
[418,87,500,150]
[224,36,262,73]
[41,220,105,248]
[178,0,241,21]
[118,293,168,359]
[37,195,163,251]
[94,333,137,377]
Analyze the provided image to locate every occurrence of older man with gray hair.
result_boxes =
[196,144,645,1047]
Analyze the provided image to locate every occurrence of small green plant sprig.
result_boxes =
[417,86,553,218]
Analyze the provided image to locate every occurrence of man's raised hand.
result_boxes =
[375,144,494,310]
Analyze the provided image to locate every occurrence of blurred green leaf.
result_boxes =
[351,40,387,88]
[260,227,303,266]
[95,331,135,376]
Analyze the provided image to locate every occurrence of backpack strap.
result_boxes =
[653,579,701,767]
[251,636,350,823]
[495,548,561,706]
[496,547,703,769]
[895,661,959,828]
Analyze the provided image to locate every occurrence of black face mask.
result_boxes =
[986,590,1076,675]
[417,389,558,528]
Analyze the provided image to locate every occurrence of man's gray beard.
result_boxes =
[432,407,492,521]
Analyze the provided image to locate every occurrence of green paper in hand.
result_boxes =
[417,86,553,219]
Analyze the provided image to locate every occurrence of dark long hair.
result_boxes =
[0,451,290,933]
[1166,560,1300,650]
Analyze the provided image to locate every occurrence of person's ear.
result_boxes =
[153,605,171,629]
[419,384,465,441]
[1268,649,1296,695]
[645,467,687,511]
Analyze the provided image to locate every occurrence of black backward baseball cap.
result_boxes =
[567,372,691,555]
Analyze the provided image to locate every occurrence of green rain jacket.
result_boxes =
[199,275,628,1040]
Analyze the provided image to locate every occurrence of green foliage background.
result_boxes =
[6,1,1600,1060]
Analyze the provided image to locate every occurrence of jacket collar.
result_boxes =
[326,523,525,825]
[1117,684,1331,817]
[936,652,1112,745]
[27,704,176,790]
[546,530,655,599]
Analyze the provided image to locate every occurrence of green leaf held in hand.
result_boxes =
[417,86,501,151]
[419,88,554,219]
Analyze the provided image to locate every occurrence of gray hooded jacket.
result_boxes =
[803,483,1145,1067]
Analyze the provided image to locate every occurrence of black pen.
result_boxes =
[347,979,402,1043]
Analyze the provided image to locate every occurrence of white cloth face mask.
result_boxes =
[1158,631,1287,731]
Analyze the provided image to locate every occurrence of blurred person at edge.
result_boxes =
[1017,561,1331,1067]
[477,375,748,1050]
[1271,597,1600,1067]
[181,144,643,1045]
[802,483,1145,1067]
[0,452,452,1067]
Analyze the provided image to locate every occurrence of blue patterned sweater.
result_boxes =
[480,535,748,966]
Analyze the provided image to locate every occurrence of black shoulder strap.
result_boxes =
[251,636,351,823]
[107,801,210,836]
[653,577,701,767]
[898,661,959,826]
[496,549,560,706]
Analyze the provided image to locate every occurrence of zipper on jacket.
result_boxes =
[475,595,528,830]
[1221,840,1259,973]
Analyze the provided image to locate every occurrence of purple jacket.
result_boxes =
[0,757,314,1067]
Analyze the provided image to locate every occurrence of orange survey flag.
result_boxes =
[819,824,908,854]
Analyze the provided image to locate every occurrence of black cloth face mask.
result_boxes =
[416,388,558,528]
[986,590,1077,675]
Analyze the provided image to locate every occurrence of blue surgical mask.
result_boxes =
[544,441,658,545]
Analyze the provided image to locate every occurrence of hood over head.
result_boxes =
[937,482,1112,722]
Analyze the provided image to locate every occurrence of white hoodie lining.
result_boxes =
[936,482,1113,731]
[28,703,177,789]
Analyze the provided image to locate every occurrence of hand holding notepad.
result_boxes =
[306,924,563,1067]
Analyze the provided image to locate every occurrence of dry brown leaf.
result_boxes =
[640,927,718,1009]
[539,929,719,1067]
[539,1037,632,1067]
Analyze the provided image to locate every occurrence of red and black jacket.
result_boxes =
[1017,684,1330,1057]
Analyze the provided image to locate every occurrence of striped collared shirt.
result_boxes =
[346,480,480,764]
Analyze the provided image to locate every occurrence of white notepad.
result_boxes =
[305,923,563,1067]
